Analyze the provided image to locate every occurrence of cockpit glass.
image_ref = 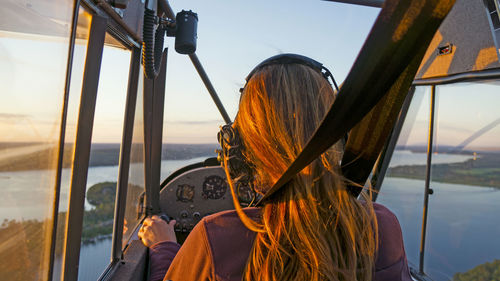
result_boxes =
[160,52,224,179]
[377,81,500,280]
[160,1,380,182]
[425,81,500,280]
[123,68,146,248]
[52,7,92,281]
[376,86,431,268]
[77,33,131,281]
[0,0,74,279]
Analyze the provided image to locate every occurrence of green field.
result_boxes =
[387,153,500,188]
[453,259,500,281]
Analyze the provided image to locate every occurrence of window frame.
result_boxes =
[57,2,150,280]
[61,12,108,281]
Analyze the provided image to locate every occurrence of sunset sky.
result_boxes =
[1,0,499,148]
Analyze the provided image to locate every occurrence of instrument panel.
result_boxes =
[159,165,256,237]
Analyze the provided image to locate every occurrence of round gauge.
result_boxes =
[237,182,254,205]
[176,184,195,202]
[202,175,227,199]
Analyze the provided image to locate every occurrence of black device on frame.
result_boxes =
[142,6,198,79]
[217,54,343,204]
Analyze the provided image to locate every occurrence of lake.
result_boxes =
[377,177,500,281]
[0,156,209,281]
[377,150,500,280]
[1,151,499,280]
[0,157,210,220]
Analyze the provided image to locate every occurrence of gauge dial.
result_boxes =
[237,182,254,205]
[176,184,195,202]
[202,175,227,199]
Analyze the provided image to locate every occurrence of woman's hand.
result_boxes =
[138,215,177,247]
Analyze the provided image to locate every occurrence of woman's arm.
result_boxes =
[149,241,181,281]
[163,220,215,281]
[139,216,215,281]
[139,216,180,281]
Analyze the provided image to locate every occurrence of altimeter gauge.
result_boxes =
[202,175,227,199]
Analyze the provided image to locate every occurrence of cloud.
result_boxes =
[0,113,30,120]
[437,123,474,134]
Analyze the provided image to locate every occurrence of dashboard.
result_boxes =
[159,164,256,240]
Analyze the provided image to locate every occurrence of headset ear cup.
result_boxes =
[217,123,257,205]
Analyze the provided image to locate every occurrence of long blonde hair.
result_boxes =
[224,63,378,281]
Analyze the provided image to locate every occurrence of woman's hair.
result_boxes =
[225,63,378,281]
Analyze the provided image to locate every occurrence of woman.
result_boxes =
[138,54,412,281]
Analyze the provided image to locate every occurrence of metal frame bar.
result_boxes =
[47,1,81,280]
[159,0,232,124]
[61,14,107,281]
[494,0,500,22]
[419,85,436,274]
[150,50,168,214]
[410,267,434,281]
[188,55,232,124]
[143,62,154,214]
[482,0,500,61]
[413,68,500,86]
[142,62,154,214]
[495,0,500,33]
[371,87,416,202]
[143,50,168,215]
[81,0,141,47]
[95,0,142,43]
[110,47,142,264]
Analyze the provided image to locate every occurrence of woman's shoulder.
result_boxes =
[371,203,407,271]
[372,202,399,223]
[202,207,260,226]
[372,202,403,242]
[198,207,260,247]
[195,208,259,280]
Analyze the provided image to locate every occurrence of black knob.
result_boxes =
[193,212,201,219]
[180,210,189,218]
[159,214,171,222]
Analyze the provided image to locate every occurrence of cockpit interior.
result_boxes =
[1,0,500,280]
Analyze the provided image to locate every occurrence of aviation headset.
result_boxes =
[217,54,341,201]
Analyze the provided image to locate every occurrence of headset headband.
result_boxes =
[241,53,339,92]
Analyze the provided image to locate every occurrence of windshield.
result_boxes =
[160,0,380,178]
